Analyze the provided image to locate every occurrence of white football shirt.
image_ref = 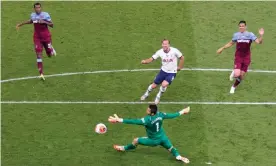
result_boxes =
[152,47,183,73]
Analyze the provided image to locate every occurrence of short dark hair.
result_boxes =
[239,20,246,26]
[149,104,158,115]
[162,39,170,44]
[34,2,41,8]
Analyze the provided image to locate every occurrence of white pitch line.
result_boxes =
[1,101,276,105]
[1,68,276,83]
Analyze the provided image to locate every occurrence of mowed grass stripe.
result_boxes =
[180,3,209,164]
[1,101,276,105]
[2,2,276,166]
[190,2,276,165]
[1,68,276,83]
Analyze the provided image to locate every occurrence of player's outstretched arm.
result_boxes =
[163,106,190,119]
[255,28,264,44]
[217,41,235,54]
[16,20,32,30]
[108,114,144,125]
[141,57,154,64]
[177,56,184,71]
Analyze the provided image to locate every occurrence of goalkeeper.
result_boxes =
[108,104,190,164]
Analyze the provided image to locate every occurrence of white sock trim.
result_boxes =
[147,84,153,92]
[160,86,167,93]
[176,155,182,160]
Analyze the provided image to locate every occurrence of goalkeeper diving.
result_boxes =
[108,104,190,164]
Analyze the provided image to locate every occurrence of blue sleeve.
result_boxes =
[30,13,34,20]
[30,13,35,23]
[44,13,51,21]
[232,33,238,42]
[250,32,257,41]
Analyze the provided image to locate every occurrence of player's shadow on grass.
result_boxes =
[127,146,173,158]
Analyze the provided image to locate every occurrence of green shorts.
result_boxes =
[137,135,173,149]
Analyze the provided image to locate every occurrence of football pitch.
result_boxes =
[1,1,276,166]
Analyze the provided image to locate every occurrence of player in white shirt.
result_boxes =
[140,39,185,104]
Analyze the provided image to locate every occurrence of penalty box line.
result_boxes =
[1,101,276,105]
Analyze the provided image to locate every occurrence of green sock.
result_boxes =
[171,147,180,157]
[124,144,137,150]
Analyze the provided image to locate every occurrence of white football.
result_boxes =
[95,123,107,134]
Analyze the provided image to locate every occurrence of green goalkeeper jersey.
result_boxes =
[122,111,180,139]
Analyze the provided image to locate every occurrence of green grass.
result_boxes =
[1,1,276,166]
